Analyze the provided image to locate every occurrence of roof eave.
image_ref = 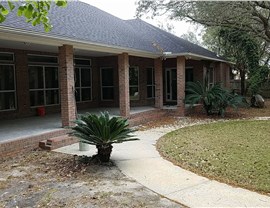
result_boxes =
[0,26,158,58]
[164,52,231,64]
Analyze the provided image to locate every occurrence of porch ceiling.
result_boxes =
[0,39,115,57]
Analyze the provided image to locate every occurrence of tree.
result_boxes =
[203,27,269,95]
[137,0,270,95]
[136,1,270,43]
[181,31,201,45]
[0,0,67,32]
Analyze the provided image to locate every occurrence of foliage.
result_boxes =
[136,1,270,43]
[137,1,270,95]
[248,65,270,95]
[70,112,138,162]
[181,31,201,45]
[0,0,67,32]
[203,27,269,95]
[158,120,270,193]
[185,81,244,117]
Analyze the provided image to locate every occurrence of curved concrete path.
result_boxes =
[56,125,270,207]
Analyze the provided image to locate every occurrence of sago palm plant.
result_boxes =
[70,112,138,162]
[185,81,224,115]
[185,81,244,117]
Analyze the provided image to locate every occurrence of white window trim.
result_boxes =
[75,66,92,103]
[0,63,17,111]
[100,67,114,101]
[129,66,139,101]
[146,67,155,99]
[29,64,59,107]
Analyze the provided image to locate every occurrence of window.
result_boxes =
[29,65,59,106]
[28,54,58,64]
[146,67,155,98]
[74,58,91,66]
[208,67,214,87]
[74,58,92,102]
[0,52,14,62]
[129,66,139,100]
[0,64,16,111]
[185,67,194,82]
[101,67,114,100]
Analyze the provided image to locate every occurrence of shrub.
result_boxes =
[185,81,245,117]
[70,112,138,162]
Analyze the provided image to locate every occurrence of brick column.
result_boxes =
[176,56,185,116]
[154,58,163,109]
[220,62,230,88]
[15,50,31,116]
[118,53,130,117]
[59,45,76,127]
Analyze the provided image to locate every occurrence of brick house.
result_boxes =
[0,1,230,127]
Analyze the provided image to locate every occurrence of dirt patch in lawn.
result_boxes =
[185,98,270,120]
[0,150,182,208]
[138,99,269,131]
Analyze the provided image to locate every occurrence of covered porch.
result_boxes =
[0,106,155,143]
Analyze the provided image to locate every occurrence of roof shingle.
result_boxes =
[0,1,224,60]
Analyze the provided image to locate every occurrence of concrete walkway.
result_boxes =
[55,124,270,207]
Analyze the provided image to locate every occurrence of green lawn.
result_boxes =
[157,120,270,193]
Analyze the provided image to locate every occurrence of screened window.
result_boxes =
[0,64,16,111]
[147,67,155,98]
[129,66,139,100]
[29,66,59,106]
[101,67,114,100]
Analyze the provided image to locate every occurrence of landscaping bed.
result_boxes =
[0,150,181,208]
[157,120,270,194]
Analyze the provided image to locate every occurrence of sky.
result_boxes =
[80,0,200,38]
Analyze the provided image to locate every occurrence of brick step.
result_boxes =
[39,135,78,151]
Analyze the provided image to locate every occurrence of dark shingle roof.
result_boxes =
[0,1,223,60]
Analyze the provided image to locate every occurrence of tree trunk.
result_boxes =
[96,144,113,162]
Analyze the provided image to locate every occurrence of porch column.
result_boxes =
[118,53,130,117]
[59,44,76,127]
[220,62,230,88]
[176,56,185,116]
[154,58,163,108]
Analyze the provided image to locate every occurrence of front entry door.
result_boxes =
[165,68,177,102]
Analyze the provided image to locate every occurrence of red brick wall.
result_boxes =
[0,129,68,160]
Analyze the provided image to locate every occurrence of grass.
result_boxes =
[157,120,270,193]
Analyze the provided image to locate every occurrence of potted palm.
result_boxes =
[70,111,138,162]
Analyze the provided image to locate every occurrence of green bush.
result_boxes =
[70,112,138,162]
[185,81,245,117]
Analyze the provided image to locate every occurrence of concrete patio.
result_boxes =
[0,106,155,143]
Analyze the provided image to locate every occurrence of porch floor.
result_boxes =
[0,106,155,143]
